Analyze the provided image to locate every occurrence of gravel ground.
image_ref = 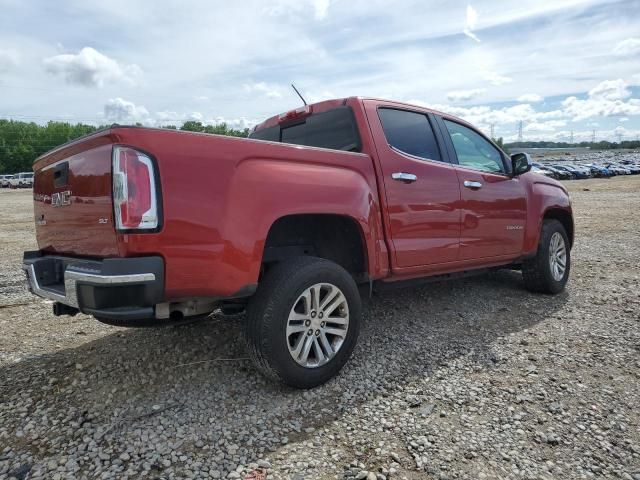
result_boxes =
[1,176,639,480]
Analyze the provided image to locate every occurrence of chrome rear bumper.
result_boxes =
[23,263,155,308]
[22,252,164,322]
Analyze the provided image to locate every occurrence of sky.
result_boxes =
[0,0,639,142]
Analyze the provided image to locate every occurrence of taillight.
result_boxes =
[112,146,159,231]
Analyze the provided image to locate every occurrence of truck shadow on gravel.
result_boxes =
[0,269,569,476]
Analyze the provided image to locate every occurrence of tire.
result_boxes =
[245,256,361,389]
[522,219,570,294]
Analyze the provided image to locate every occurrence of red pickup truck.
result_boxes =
[23,97,573,388]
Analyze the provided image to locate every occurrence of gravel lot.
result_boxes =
[1,176,639,480]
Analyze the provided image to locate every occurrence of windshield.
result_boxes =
[250,106,361,152]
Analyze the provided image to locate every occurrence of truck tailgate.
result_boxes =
[33,139,118,257]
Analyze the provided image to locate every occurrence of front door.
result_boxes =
[365,103,461,268]
[438,117,527,260]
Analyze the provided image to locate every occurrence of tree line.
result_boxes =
[1,118,638,174]
[505,140,640,150]
[0,119,249,174]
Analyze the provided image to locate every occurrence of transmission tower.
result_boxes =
[569,130,574,144]
[616,132,623,144]
[490,123,495,139]
[517,121,523,142]
[591,130,596,143]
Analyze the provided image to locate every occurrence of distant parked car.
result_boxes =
[10,172,34,188]
[626,164,640,174]
[542,165,571,180]
[532,166,548,175]
[605,164,630,175]
[0,175,14,188]
[531,166,556,178]
[547,165,576,179]
[552,165,589,179]
[585,164,611,178]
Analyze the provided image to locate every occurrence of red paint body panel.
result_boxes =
[454,167,527,260]
[34,143,118,257]
[31,97,572,302]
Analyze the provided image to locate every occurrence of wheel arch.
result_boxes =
[543,208,574,248]
[260,213,369,282]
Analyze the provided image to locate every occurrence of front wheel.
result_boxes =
[522,219,571,294]
[245,256,361,388]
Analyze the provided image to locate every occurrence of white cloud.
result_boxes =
[213,116,256,130]
[524,120,567,132]
[0,48,19,72]
[147,109,258,130]
[562,79,640,121]
[517,93,543,103]
[243,82,283,99]
[313,0,330,20]
[483,71,512,86]
[104,98,150,123]
[412,77,640,140]
[44,47,142,87]
[447,88,485,102]
[562,96,640,120]
[306,90,337,104]
[588,78,631,100]
[613,38,640,56]
[2,0,640,142]
[463,5,480,42]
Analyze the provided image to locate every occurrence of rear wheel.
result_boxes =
[245,256,361,388]
[522,219,570,294]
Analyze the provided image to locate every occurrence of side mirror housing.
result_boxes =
[511,152,532,176]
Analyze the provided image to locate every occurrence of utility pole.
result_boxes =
[490,123,495,139]
[569,130,574,144]
[517,121,523,142]
[591,130,596,143]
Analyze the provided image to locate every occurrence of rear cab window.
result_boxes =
[250,106,361,152]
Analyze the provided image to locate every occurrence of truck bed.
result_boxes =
[32,126,380,299]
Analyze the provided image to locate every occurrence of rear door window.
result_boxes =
[378,108,442,162]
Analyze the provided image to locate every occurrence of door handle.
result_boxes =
[392,172,418,183]
[463,180,483,189]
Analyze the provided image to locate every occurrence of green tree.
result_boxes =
[0,119,250,174]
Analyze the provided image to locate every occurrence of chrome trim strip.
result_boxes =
[64,271,155,284]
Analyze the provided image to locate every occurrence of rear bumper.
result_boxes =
[23,252,164,322]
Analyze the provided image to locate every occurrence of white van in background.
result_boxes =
[9,172,34,188]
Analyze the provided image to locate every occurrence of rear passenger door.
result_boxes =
[365,103,461,268]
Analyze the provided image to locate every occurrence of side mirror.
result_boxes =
[511,152,532,176]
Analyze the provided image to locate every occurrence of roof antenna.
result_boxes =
[291,84,307,106]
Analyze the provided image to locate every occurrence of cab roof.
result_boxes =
[251,96,463,134]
